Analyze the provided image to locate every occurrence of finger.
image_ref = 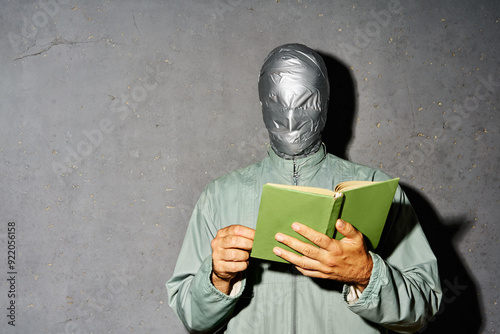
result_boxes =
[218,235,254,251]
[220,260,249,273]
[295,266,329,280]
[275,232,322,259]
[218,225,255,240]
[231,225,256,240]
[272,246,320,270]
[335,219,360,240]
[289,222,333,249]
[218,248,251,262]
[213,259,249,279]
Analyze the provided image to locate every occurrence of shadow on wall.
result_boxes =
[319,52,483,333]
[319,52,357,160]
[402,185,483,334]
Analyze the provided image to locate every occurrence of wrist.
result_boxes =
[211,271,231,294]
[211,271,240,295]
[354,254,373,292]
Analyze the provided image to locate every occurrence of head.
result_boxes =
[258,43,330,159]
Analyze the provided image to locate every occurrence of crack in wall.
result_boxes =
[14,37,105,62]
[132,11,140,34]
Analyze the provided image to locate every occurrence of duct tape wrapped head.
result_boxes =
[258,43,330,159]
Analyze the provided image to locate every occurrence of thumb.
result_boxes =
[336,219,358,239]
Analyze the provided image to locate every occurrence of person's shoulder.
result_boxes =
[325,153,392,181]
[205,158,266,191]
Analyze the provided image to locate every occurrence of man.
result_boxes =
[166,44,442,333]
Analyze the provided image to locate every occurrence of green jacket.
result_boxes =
[166,145,442,333]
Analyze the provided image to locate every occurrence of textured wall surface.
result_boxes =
[0,0,498,333]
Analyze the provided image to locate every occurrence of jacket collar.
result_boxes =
[267,143,327,185]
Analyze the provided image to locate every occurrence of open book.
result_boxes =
[250,178,399,263]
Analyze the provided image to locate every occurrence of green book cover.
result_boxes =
[251,178,399,263]
[333,178,399,249]
[251,184,344,263]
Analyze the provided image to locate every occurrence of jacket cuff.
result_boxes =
[202,255,246,300]
[185,256,246,331]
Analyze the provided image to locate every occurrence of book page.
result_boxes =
[266,183,335,196]
[334,180,377,192]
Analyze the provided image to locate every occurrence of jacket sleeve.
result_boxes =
[344,186,442,333]
[165,184,245,333]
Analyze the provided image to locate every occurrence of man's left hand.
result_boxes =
[273,219,373,291]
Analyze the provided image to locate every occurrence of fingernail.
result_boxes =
[337,219,345,229]
[273,247,281,256]
[292,223,300,231]
[275,233,284,242]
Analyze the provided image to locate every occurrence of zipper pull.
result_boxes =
[292,158,298,186]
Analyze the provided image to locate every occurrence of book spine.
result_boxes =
[326,195,344,238]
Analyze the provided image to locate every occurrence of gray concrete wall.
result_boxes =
[0,0,498,333]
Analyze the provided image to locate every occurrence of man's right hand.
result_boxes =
[211,225,255,294]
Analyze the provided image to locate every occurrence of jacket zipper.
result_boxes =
[292,158,299,186]
[292,157,298,334]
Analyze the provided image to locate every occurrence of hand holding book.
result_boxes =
[251,178,399,263]
[211,225,255,295]
[273,219,373,291]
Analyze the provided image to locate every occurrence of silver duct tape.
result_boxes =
[258,44,329,159]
